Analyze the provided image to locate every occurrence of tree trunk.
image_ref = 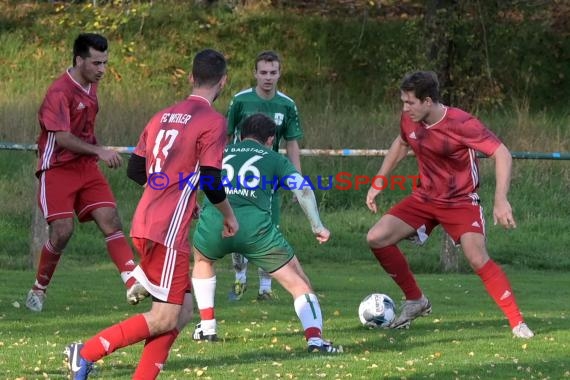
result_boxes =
[29,182,47,270]
[440,232,460,272]
[424,0,458,105]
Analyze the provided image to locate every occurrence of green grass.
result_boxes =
[1,263,568,379]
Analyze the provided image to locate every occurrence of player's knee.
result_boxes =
[176,293,194,331]
[366,228,387,248]
[49,221,74,250]
[152,313,178,334]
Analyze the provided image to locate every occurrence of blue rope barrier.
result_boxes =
[1,142,569,159]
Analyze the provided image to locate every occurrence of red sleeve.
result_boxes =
[198,114,227,169]
[459,118,502,156]
[39,90,71,133]
[133,125,149,158]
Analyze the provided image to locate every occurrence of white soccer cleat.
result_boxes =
[512,322,534,339]
[26,289,46,312]
[126,281,149,305]
[390,294,432,329]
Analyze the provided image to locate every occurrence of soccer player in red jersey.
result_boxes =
[64,49,238,379]
[365,71,534,339]
[26,33,144,312]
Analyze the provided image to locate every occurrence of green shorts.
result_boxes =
[193,205,293,273]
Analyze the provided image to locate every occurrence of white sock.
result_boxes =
[259,269,272,293]
[235,270,247,284]
[294,293,323,334]
[200,318,217,333]
[192,276,216,310]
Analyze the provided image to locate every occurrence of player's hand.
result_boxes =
[222,215,239,237]
[192,204,202,220]
[366,186,381,213]
[493,197,516,229]
[314,227,330,244]
[98,148,123,169]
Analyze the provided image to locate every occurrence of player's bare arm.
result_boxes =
[54,131,122,168]
[366,135,409,213]
[490,143,516,229]
[286,139,302,173]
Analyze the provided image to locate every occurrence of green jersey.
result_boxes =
[227,88,303,151]
[217,139,298,216]
[194,139,299,269]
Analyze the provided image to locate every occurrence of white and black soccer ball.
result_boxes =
[358,293,396,328]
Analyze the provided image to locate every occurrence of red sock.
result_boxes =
[476,259,523,328]
[80,314,150,362]
[33,241,61,291]
[371,246,422,300]
[133,329,179,380]
[199,307,215,320]
[105,231,137,288]
[304,327,322,340]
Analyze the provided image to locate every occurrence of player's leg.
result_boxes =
[27,218,74,312]
[70,240,189,377]
[80,167,140,302]
[90,206,142,302]
[460,232,534,338]
[133,291,193,378]
[27,169,76,312]
[440,201,533,338]
[132,297,189,379]
[191,247,219,341]
[230,252,248,300]
[191,212,230,341]
[256,194,282,301]
[269,256,341,353]
[73,300,181,379]
[367,196,434,328]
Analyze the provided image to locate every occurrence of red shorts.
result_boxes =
[38,160,116,223]
[388,194,486,244]
[131,238,191,305]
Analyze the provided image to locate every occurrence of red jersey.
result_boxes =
[130,95,227,252]
[400,106,501,204]
[36,70,99,175]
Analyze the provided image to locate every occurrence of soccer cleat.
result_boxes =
[390,295,432,329]
[26,289,46,312]
[228,281,247,301]
[512,322,534,339]
[308,340,343,354]
[256,290,277,301]
[192,323,218,342]
[64,342,93,380]
[126,281,149,305]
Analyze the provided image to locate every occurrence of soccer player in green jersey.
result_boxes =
[191,114,341,353]
[226,50,304,301]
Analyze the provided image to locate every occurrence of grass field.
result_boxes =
[1,262,568,379]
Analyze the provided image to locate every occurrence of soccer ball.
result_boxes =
[358,293,396,328]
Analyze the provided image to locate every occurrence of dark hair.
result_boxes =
[240,113,276,142]
[73,33,108,66]
[254,50,281,70]
[192,49,227,87]
[400,71,440,103]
